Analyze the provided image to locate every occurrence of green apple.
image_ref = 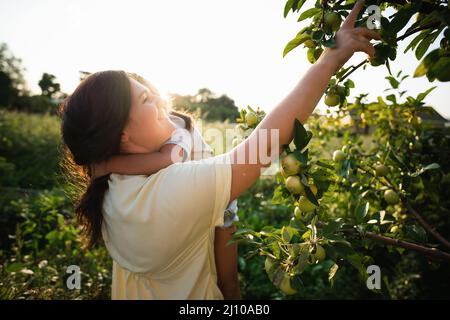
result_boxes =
[333,150,346,162]
[324,12,342,32]
[325,93,341,106]
[285,176,305,195]
[264,257,275,274]
[297,196,317,213]
[281,153,302,176]
[279,274,297,295]
[313,244,326,262]
[304,39,316,48]
[375,164,389,177]
[245,112,258,127]
[384,189,400,205]
[280,167,289,179]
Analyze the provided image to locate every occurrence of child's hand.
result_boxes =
[90,160,109,180]
[160,143,186,163]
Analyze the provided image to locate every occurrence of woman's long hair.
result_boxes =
[60,70,194,248]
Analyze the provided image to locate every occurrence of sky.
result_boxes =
[0,0,449,118]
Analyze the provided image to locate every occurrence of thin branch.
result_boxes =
[339,59,368,83]
[404,200,450,251]
[396,22,441,42]
[316,221,450,262]
[364,231,450,262]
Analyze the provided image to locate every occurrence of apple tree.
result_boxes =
[232,0,450,297]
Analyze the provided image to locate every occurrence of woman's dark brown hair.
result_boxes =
[60,70,194,248]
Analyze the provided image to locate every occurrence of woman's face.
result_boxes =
[120,77,176,154]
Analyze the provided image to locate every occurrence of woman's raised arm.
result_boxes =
[229,0,380,202]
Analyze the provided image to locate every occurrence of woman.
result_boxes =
[60,0,379,299]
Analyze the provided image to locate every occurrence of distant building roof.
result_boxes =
[417,106,449,122]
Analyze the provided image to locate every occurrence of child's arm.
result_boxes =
[91,143,186,179]
[215,225,241,300]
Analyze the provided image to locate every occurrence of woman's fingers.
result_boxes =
[354,37,375,58]
[355,27,382,40]
[342,0,366,29]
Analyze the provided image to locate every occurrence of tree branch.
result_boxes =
[364,231,450,262]
[316,221,450,262]
[339,59,368,83]
[404,200,450,252]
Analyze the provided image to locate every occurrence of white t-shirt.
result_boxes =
[163,114,239,227]
[101,118,235,299]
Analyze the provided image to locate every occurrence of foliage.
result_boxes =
[0,42,28,107]
[231,72,450,298]
[38,73,62,100]
[0,110,62,188]
[0,189,111,299]
[171,88,240,122]
[283,0,449,82]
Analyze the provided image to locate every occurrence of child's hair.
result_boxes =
[127,72,195,132]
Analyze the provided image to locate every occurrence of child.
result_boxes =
[92,73,241,299]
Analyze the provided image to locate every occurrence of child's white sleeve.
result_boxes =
[222,199,239,228]
[162,127,192,162]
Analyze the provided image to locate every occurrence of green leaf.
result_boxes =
[295,0,306,11]
[355,201,370,223]
[284,0,295,18]
[316,160,335,170]
[6,262,25,273]
[332,242,355,257]
[404,224,427,244]
[328,263,339,286]
[321,220,341,237]
[389,5,418,34]
[423,163,440,171]
[295,243,311,274]
[415,30,440,60]
[416,86,436,102]
[283,33,310,57]
[293,149,308,166]
[304,185,319,206]
[377,96,388,108]
[385,76,399,89]
[311,30,325,41]
[344,79,355,89]
[428,55,450,82]
[386,94,397,104]
[414,59,428,78]
[270,266,285,286]
[297,7,321,22]
[293,118,312,150]
[272,185,287,205]
[346,253,367,280]
[282,226,298,243]
[404,29,432,54]
[322,37,336,48]
[411,162,441,177]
